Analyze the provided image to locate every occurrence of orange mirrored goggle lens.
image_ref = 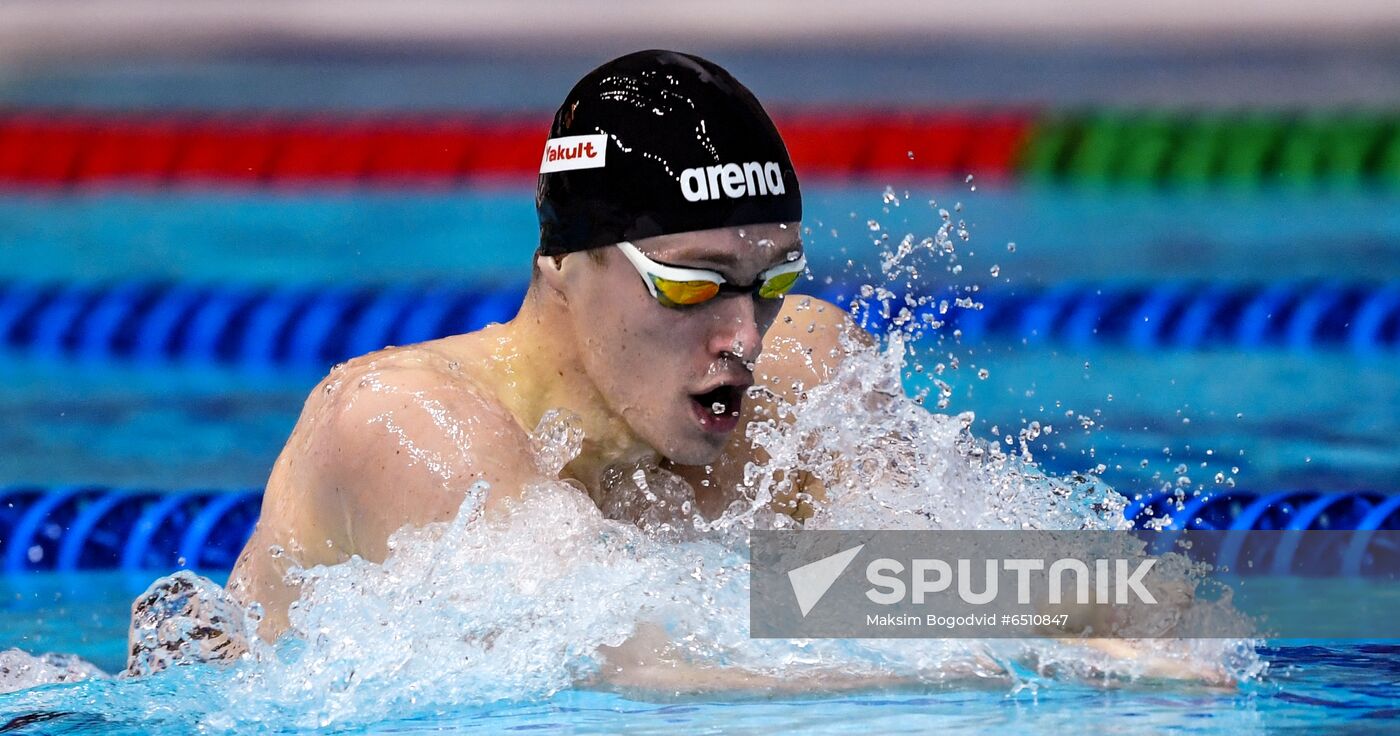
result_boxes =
[652,277,722,307]
[650,268,803,307]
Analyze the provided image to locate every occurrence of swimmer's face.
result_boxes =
[561,223,803,464]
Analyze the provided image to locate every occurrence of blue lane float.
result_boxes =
[0,280,528,370]
[814,280,1400,353]
[0,279,1397,369]
[1125,490,1400,576]
[1123,489,1400,533]
[0,486,261,574]
[0,485,1396,573]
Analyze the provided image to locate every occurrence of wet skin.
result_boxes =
[228,223,868,640]
[222,223,1223,690]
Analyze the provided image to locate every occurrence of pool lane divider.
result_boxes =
[0,110,1030,185]
[4,109,1400,186]
[0,280,1396,370]
[0,486,260,573]
[0,485,1394,573]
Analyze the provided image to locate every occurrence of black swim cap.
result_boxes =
[536,49,802,255]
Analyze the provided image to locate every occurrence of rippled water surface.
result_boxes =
[1,183,1395,731]
[1,571,1395,736]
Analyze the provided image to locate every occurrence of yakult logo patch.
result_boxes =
[680,161,786,202]
[540,134,608,174]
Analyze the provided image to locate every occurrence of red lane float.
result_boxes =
[0,109,1033,187]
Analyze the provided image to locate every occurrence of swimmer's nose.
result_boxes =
[708,294,763,363]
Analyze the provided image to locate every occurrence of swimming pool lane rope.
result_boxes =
[3,110,1400,185]
[0,485,1393,574]
[0,280,1395,368]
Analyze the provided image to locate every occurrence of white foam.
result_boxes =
[87,331,1254,730]
[2,202,1264,727]
[0,649,106,695]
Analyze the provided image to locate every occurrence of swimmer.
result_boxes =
[221,50,1221,692]
[228,48,860,649]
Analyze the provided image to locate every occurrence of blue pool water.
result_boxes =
[3,186,1398,493]
[3,33,1400,731]
[4,660,1392,734]
[4,652,1400,733]
[2,184,1398,731]
[1,573,1398,733]
[4,187,1400,284]
[3,346,1398,495]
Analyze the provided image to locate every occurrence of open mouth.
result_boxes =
[689,384,745,433]
[692,384,743,416]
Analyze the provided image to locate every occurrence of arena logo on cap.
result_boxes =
[540,134,608,174]
[680,161,786,202]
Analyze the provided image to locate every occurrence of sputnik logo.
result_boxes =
[787,544,864,617]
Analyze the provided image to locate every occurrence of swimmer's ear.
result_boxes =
[535,253,569,296]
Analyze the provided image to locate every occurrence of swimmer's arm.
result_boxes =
[595,623,908,695]
[598,625,1230,695]
[1067,639,1235,687]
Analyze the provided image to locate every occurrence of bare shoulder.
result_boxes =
[756,295,873,404]
[271,343,537,559]
[310,345,526,456]
[231,342,539,638]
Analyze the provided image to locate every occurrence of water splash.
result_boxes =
[0,650,104,693]
[126,570,258,678]
[0,190,1265,729]
[12,326,1257,723]
[728,330,1130,535]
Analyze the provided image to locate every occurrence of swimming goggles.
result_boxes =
[615,240,807,308]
